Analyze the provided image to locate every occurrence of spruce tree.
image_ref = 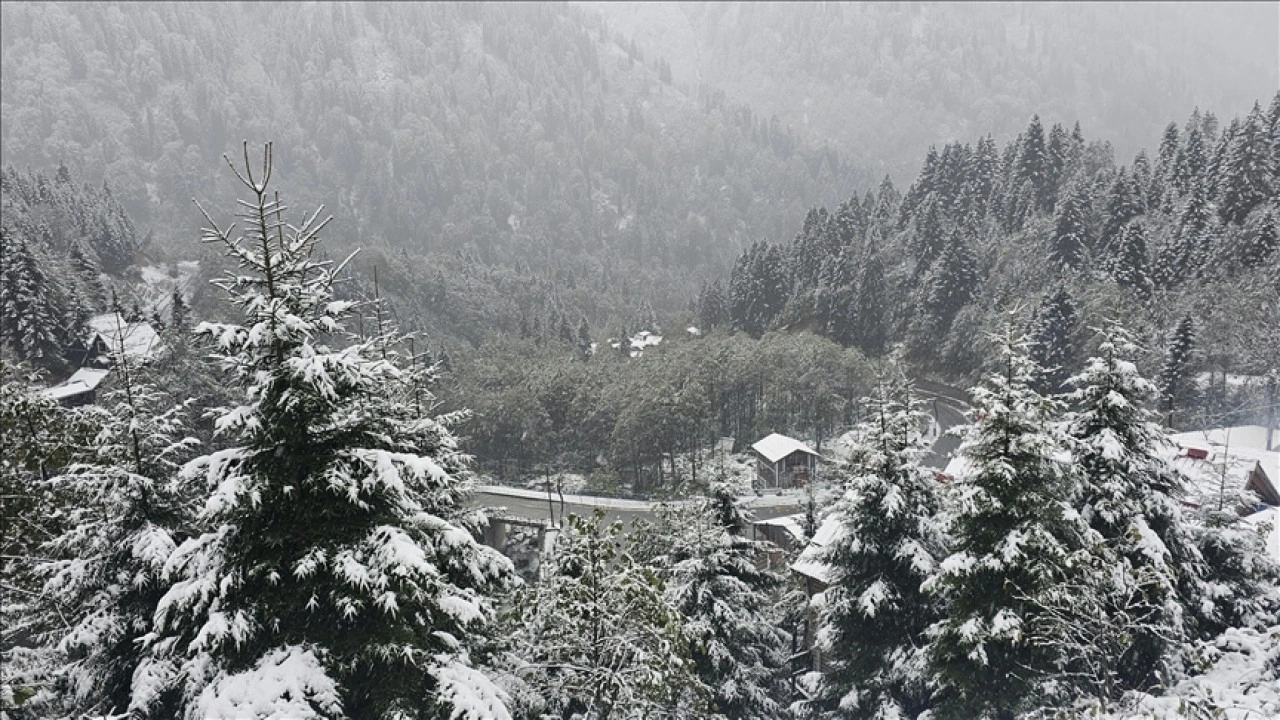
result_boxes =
[24,363,197,716]
[506,511,702,718]
[922,229,979,332]
[658,486,789,720]
[1217,103,1274,225]
[1099,168,1142,257]
[1062,326,1204,696]
[1028,286,1078,393]
[0,230,69,367]
[1158,314,1197,427]
[1016,115,1052,214]
[1239,204,1279,268]
[1172,124,1207,196]
[925,326,1091,720]
[1049,184,1089,269]
[1110,220,1154,302]
[130,145,513,718]
[813,375,946,719]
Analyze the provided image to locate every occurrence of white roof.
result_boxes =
[44,367,111,401]
[629,331,663,350]
[942,456,975,481]
[791,514,844,584]
[1166,452,1263,509]
[1241,507,1280,563]
[87,313,164,361]
[1171,426,1276,453]
[1169,430,1280,493]
[752,433,819,463]
[754,512,807,534]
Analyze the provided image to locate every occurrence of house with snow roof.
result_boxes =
[752,432,820,489]
[78,312,164,367]
[43,367,111,407]
[1165,428,1280,514]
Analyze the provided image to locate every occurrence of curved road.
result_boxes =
[470,383,971,527]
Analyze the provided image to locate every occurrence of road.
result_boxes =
[471,485,811,528]
[470,383,972,526]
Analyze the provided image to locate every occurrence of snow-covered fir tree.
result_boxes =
[1060,325,1204,696]
[924,325,1092,719]
[1158,314,1197,426]
[653,485,790,720]
[129,145,514,719]
[1049,183,1089,269]
[504,511,703,719]
[1028,286,1079,393]
[0,230,71,367]
[810,374,946,719]
[20,356,198,717]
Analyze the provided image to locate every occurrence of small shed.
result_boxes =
[752,433,820,489]
[44,367,111,407]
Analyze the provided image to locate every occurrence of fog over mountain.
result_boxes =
[590,2,1279,179]
[2,3,1279,719]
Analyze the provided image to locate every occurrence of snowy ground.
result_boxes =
[1079,626,1280,719]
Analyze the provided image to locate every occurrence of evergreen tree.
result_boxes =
[922,229,979,332]
[169,287,190,337]
[1172,123,1206,196]
[1217,103,1274,225]
[872,176,901,228]
[813,375,946,719]
[657,486,789,720]
[909,198,948,268]
[1154,122,1180,195]
[970,135,1000,214]
[1099,168,1142,256]
[1110,220,1154,302]
[1239,204,1279,268]
[0,230,69,367]
[696,279,729,332]
[1049,184,1090,269]
[23,368,197,716]
[575,316,592,359]
[729,241,787,338]
[1028,286,1078,393]
[1016,115,1053,214]
[1158,315,1196,427]
[925,326,1091,719]
[852,252,890,356]
[1062,326,1204,696]
[130,145,514,718]
[506,511,703,718]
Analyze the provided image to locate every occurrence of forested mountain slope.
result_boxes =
[711,98,1280,430]
[0,2,865,343]
[590,2,1280,180]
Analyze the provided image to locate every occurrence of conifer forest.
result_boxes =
[1,3,1278,719]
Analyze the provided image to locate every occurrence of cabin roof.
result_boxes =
[752,433,819,463]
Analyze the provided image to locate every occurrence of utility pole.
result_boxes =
[1266,371,1276,452]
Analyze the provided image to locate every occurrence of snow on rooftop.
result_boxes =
[1169,429,1280,494]
[1171,426,1277,453]
[87,313,164,361]
[1166,452,1262,509]
[44,367,111,401]
[791,514,844,584]
[628,331,663,350]
[752,433,819,463]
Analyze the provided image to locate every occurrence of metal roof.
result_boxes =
[751,433,819,463]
